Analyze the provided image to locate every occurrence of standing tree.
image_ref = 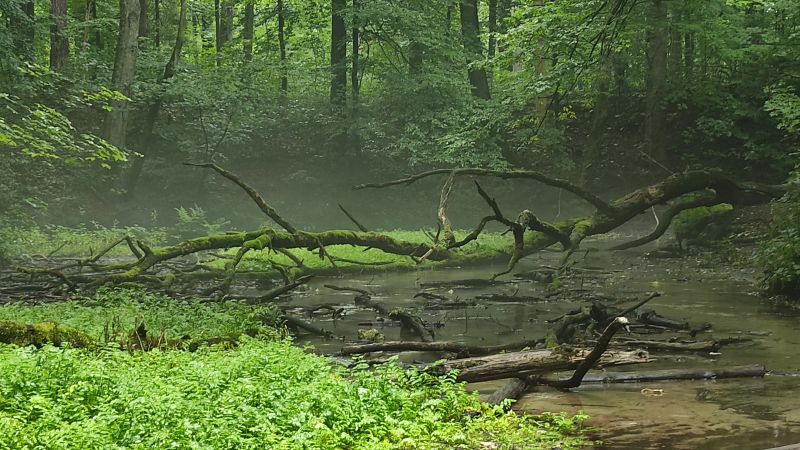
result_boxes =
[49,0,69,70]
[242,0,254,62]
[102,0,141,150]
[330,0,347,106]
[644,0,668,168]
[278,0,288,94]
[459,0,490,99]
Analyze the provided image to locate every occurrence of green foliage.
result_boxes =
[174,206,232,240]
[758,186,800,296]
[673,203,734,244]
[0,341,585,449]
[0,288,587,449]
[0,289,278,342]
[0,223,168,260]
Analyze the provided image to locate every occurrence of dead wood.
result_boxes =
[16,165,786,296]
[541,365,766,384]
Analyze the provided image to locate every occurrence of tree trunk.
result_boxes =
[102,0,140,150]
[214,0,221,61]
[684,32,694,80]
[49,0,69,70]
[330,0,347,106]
[459,0,490,100]
[243,0,254,62]
[487,0,497,59]
[278,0,288,94]
[351,0,360,105]
[124,0,186,198]
[221,2,233,44]
[668,7,682,80]
[645,0,669,168]
[82,0,102,48]
[154,0,160,47]
[138,0,149,41]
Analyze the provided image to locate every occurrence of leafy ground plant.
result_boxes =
[0,289,587,449]
[0,341,586,449]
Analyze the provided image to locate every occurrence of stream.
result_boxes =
[287,244,800,449]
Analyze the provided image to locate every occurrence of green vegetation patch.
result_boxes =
[223,230,513,275]
[0,342,585,449]
[0,289,277,343]
[673,203,734,243]
[758,188,800,296]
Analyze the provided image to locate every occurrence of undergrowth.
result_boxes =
[0,290,587,449]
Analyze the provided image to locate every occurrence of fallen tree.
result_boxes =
[11,164,786,295]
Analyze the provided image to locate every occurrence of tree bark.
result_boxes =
[330,0,347,106]
[49,0,69,70]
[214,0,221,61]
[102,0,140,150]
[243,0,254,62]
[459,0,490,99]
[645,0,669,168]
[278,0,288,94]
[488,0,497,59]
[138,0,149,40]
[154,0,160,47]
[351,0,360,104]
[124,0,187,197]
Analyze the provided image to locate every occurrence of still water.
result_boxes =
[290,246,800,449]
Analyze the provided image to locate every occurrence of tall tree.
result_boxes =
[459,0,490,99]
[351,0,360,104]
[154,0,160,47]
[242,0,254,61]
[82,0,102,48]
[330,0,347,106]
[278,0,288,94]
[125,0,187,196]
[102,0,141,149]
[645,0,669,168]
[488,0,497,59]
[49,0,69,70]
[139,0,149,40]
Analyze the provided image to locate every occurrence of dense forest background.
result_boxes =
[1,0,798,231]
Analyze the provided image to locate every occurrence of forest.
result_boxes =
[1,0,799,448]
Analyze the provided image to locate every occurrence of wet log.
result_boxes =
[486,378,528,406]
[340,338,543,357]
[440,348,650,383]
[638,310,689,330]
[541,365,766,384]
[612,339,720,353]
[282,314,336,339]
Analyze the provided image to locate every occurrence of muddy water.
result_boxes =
[290,247,800,449]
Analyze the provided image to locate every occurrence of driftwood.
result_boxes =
[438,346,649,383]
[541,365,766,384]
[340,338,543,357]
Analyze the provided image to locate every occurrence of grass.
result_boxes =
[0,289,279,343]
[222,230,514,274]
[0,290,587,450]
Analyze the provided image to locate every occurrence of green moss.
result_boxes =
[0,320,93,348]
[673,203,734,243]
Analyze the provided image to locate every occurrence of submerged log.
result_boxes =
[440,347,649,383]
[340,338,543,357]
[541,365,766,384]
